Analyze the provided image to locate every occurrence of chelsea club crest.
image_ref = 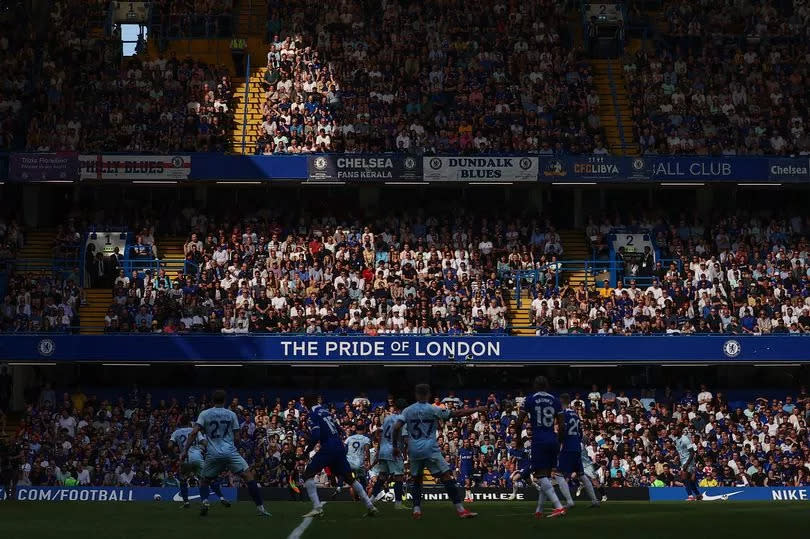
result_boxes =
[37,338,56,357]
[722,339,741,358]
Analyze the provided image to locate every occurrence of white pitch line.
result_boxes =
[287,503,326,539]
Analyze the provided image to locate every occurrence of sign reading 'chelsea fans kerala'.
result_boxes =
[423,156,539,182]
[307,155,422,181]
[79,154,192,180]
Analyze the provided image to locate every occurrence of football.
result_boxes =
[153,494,162,502]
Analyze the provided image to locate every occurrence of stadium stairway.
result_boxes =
[559,229,592,287]
[157,236,187,279]
[508,289,534,336]
[591,59,639,156]
[80,289,110,335]
[230,68,265,154]
[18,230,55,261]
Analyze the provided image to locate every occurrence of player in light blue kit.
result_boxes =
[576,441,607,503]
[675,425,702,501]
[180,390,270,517]
[555,394,599,508]
[370,399,408,508]
[169,419,229,508]
[302,402,377,518]
[516,376,566,518]
[392,384,486,520]
[345,422,371,489]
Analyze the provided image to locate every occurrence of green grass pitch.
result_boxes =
[0,500,805,539]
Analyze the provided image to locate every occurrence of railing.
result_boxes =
[241,53,251,154]
[509,258,683,308]
[120,257,197,278]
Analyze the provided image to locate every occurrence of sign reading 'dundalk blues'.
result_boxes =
[423,156,538,182]
[308,155,422,181]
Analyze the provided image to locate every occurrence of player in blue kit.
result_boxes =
[180,390,270,517]
[169,420,229,508]
[516,376,567,518]
[457,439,476,502]
[370,400,408,509]
[675,425,702,501]
[392,384,487,520]
[556,394,599,508]
[302,403,378,518]
[507,441,533,500]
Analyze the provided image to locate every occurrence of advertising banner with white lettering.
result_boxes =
[79,154,191,180]
[248,486,649,502]
[649,487,810,502]
[539,156,624,181]
[423,156,538,182]
[0,486,237,502]
[308,155,422,181]
[9,152,79,181]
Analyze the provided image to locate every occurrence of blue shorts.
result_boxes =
[557,452,584,475]
[408,449,451,478]
[306,449,352,480]
[201,451,248,479]
[518,466,533,479]
[374,458,405,476]
[181,448,204,475]
[531,442,559,471]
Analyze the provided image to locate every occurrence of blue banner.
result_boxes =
[539,156,810,182]
[649,487,810,502]
[309,155,422,181]
[0,486,237,502]
[189,154,307,181]
[6,153,810,182]
[2,335,809,363]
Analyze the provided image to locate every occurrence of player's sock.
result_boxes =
[351,480,374,509]
[199,482,210,503]
[690,479,701,497]
[178,476,189,502]
[411,482,422,512]
[598,485,607,499]
[210,480,225,500]
[555,474,574,506]
[539,477,562,509]
[441,478,463,511]
[371,478,385,497]
[304,478,321,509]
[247,480,264,508]
[535,483,545,513]
[580,476,598,503]
[393,480,403,503]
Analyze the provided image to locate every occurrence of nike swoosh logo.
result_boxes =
[701,490,744,501]
[172,493,201,502]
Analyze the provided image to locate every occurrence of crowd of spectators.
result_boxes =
[6,383,809,489]
[527,212,810,335]
[0,1,36,150]
[0,269,83,333]
[254,0,604,154]
[626,0,810,155]
[22,0,235,153]
[100,212,567,334]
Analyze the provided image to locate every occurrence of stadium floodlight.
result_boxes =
[661,182,704,186]
[551,182,597,185]
[194,363,243,367]
[101,363,150,367]
[216,181,261,184]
